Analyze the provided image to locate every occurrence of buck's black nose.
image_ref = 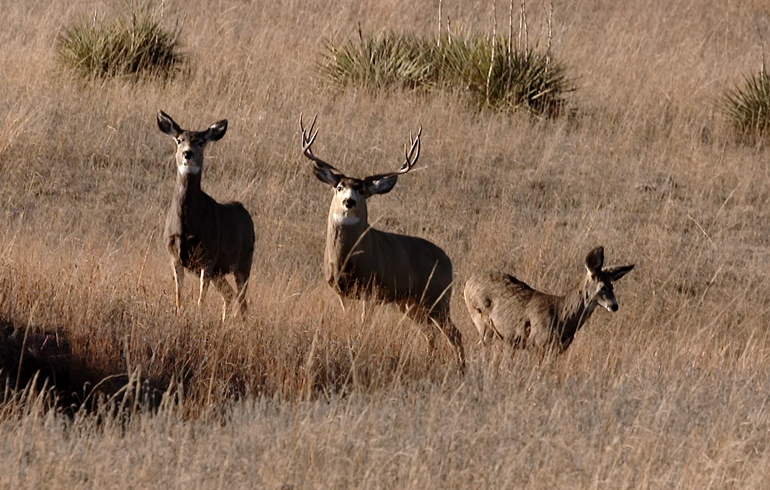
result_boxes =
[610,304,618,312]
[183,150,194,160]
[343,198,356,209]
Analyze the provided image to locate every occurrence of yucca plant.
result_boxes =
[323,31,436,91]
[721,71,770,141]
[323,29,569,116]
[57,2,185,80]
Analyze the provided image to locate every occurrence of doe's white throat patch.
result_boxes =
[177,165,201,176]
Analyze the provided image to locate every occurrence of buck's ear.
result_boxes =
[157,110,182,137]
[312,161,343,187]
[584,246,604,275]
[205,119,228,142]
[605,264,634,282]
[364,175,398,196]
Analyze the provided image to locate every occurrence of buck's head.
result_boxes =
[300,114,421,227]
[157,110,227,177]
[583,246,634,312]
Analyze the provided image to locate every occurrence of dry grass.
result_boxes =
[2,0,770,488]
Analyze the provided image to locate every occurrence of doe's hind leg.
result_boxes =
[234,270,250,318]
[212,276,236,321]
[172,261,185,313]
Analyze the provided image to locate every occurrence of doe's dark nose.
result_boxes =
[610,304,618,312]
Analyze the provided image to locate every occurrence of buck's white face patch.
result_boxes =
[332,214,361,225]
[336,186,358,203]
[330,186,365,225]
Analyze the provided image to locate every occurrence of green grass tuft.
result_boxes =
[323,30,570,116]
[721,71,770,142]
[57,2,185,80]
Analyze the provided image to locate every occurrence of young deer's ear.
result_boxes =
[605,264,634,282]
[312,161,344,187]
[205,119,228,142]
[584,246,605,275]
[157,110,182,137]
[364,175,398,196]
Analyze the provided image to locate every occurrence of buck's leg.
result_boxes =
[428,303,466,373]
[212,276,236,322]
[234,271,249,318]
[430,316,466,374]
[198,270,210,308]
[403,303,441,363]
[172,261,184,313]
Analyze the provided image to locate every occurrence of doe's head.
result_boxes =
[157,110,227,176]
[583,246,634,312]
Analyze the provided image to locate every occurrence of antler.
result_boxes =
[399,126,422,174]
[366,127,422,182]
[300,113,335,169]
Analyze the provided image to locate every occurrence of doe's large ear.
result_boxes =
[584,246,605,275]
[605,264,634,282]
[364,175,398,196]
[157,110,182,137]
[205,119,228,142]
[312,161,344,187]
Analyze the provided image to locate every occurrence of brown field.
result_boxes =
[2,0,770,488]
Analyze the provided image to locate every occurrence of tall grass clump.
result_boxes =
[56,2,185,80]
[721,71,770,142]
[323,30,569,116]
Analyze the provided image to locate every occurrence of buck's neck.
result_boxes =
[554,279,597,347]
[325,207,370,264]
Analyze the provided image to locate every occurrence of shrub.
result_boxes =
[57,2,185,80]
[721,71,770,142]
[322,30,570,116]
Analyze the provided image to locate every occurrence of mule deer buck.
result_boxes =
[300,115,465,371]
[464,247,633,354]
[157,110,255,321]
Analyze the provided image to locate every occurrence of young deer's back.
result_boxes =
[464,247,633,353]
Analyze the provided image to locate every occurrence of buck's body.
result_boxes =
[325,218,453,319]
[464,247,633,354]
[158,111,255,320]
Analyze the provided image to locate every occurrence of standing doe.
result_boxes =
[157,110,255,321]
[464,246,633,354]
[300,115,465,371]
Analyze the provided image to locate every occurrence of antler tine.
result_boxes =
[299,113,318,153]
[398,126,422,174]
[300,113,335,169]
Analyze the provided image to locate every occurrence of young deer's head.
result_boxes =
[300,114,421,227]
[583,246,634,312]
[157,110,228,177]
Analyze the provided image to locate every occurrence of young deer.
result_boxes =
[300,115,465,371]
[464,247,633,353]
[157,110,255,321]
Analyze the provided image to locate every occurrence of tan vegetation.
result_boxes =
[2,0,770,488]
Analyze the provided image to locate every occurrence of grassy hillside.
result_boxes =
[2,0,770,488]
